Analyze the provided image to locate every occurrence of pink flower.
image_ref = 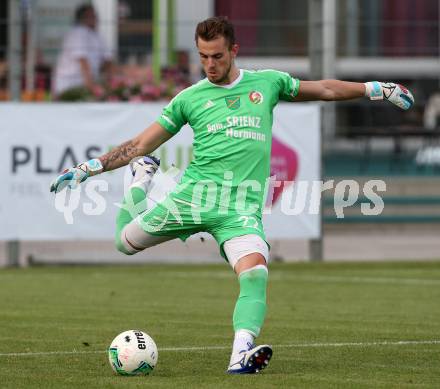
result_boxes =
[107,95,120,102]
[125,78,136,88]
[144,68,153,83]
[141,84,162,99]
[129,95,143,102]
[92,85,105,98]
[110,76,124,89]
[141,84,153,95]
[173,85,186,96]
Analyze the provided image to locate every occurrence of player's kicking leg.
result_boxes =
[115,155,172,254]
[223,235,273,374]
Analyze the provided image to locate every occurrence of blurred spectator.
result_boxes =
[0,61,7,100]
[53,4,114,99]
[162,50,191,87]
[424,93,440,130]
[175,50,190,81]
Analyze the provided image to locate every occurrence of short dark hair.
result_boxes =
[195,16,236,49]
[75,4,94,24]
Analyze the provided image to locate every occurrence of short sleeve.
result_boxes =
[275,71,300,101]
[156,94,188,135]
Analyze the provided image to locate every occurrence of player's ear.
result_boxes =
[229,44,239,58]
[231,44,239,58]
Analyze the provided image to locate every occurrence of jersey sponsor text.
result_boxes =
[225,128,266,142]
[226,116,261,129]
[207,115,262,133]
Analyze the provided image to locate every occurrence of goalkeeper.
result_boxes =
[50,16,414,374]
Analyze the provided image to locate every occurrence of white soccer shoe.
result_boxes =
[129,155,160,189]
[227,343,273,374]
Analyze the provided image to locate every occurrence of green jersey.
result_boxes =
[156,69,300,217]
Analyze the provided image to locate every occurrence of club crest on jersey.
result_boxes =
[225,96,241,110]
[249,91,264,104]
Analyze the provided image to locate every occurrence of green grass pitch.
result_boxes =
[1,261,440,388]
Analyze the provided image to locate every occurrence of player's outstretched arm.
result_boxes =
[100,122,172,171]
[50,122,172,193]
[295,79,414,110]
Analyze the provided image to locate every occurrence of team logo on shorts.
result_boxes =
[249,91,264,104]
[225,96,241,110]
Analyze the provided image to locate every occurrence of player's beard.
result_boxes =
[208,60,232,85]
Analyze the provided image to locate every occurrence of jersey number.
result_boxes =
[239,216,260,230]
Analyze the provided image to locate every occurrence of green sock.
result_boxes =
[233,267,268,337]
[115,187,147,253]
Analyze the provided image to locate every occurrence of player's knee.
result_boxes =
[115,236,135,255]
[115,231,140,256]
[223,234,269,273]
[235,254,267,275]
[115,242,135,256]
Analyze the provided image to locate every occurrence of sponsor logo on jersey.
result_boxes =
[249,91,264,104]
[225,96,241,110]
[225,128,266,142]
[207,116,262,133]
[207,122,223,133]
[204,100,215,109]
[226,116,261,128]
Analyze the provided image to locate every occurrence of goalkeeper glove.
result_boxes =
[50,158,103,193]
[365,81,414,110]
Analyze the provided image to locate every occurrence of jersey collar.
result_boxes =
[206,69,243,89]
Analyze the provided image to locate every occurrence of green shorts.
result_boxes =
[137,188,267,258]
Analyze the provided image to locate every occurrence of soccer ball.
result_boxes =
[108,330,158,375]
